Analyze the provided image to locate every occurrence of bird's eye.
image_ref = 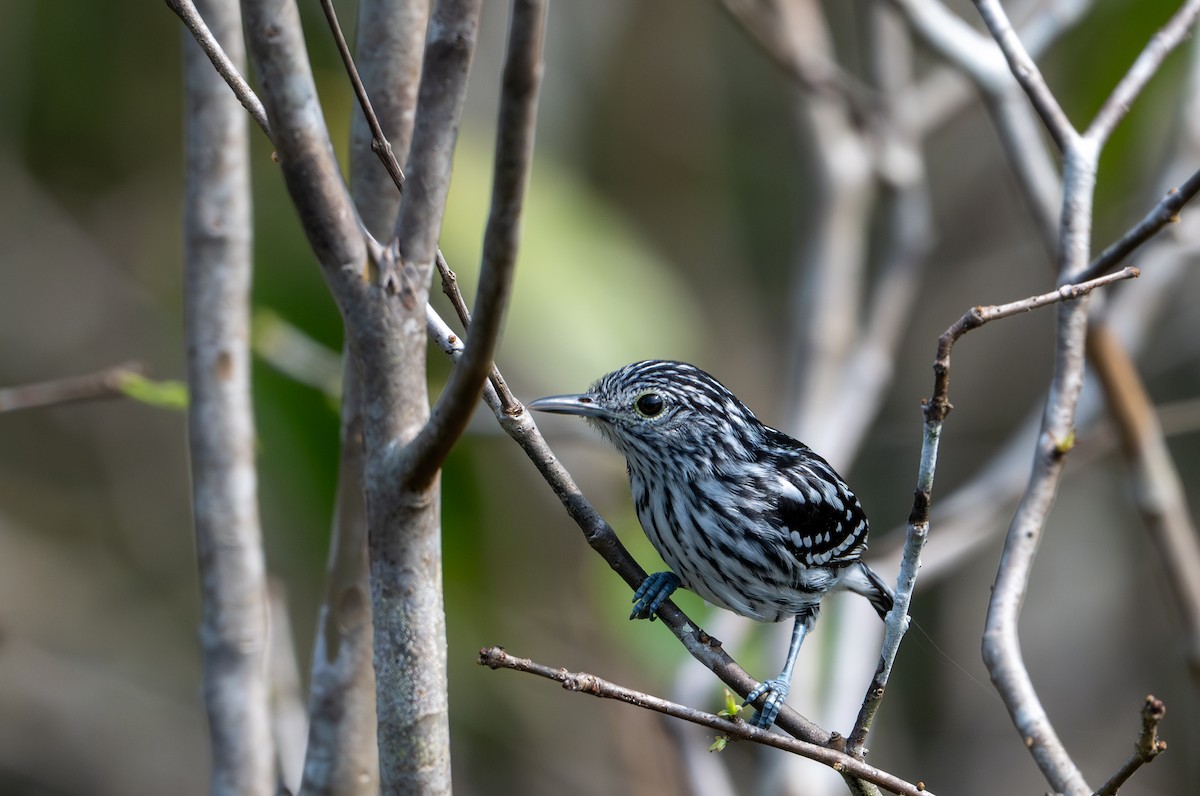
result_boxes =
[634,392,665,418]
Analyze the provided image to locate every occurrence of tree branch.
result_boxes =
[478,647,934,796]
[183,2,274,791]
[846,267,1139,757]
[424,306,833,746]
[435,253,519,411]
[0,361,145,413]
[1093,695,1168,796]
[401,0,546,489]
[318,0,409,195]
[1088,324,1200,682]
[1079,164,1200,282]
[241,0,367,313]
[387,0,483,303]
[717,0,876,115]
[298,2,430,791]
[1085,0,1200,145]
[165,0,270,137]
[983,245,1096,793]
[298,359,379,796]
[971,0,1077,150]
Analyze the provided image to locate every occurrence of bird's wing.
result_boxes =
[771,460,870,567]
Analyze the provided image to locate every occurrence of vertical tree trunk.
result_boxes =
[183,1,274,793]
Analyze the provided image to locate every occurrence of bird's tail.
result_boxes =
[845,560,895,619]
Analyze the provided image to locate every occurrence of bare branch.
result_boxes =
[299,359,379,796]
[1080,164,1200,282]
[402,0,546,488]
[718,0,875,114]
[478,647,934,796]
[388,0,483,297]
[424,306,833,746]
[1086,0,1200,145]
[241,0,367,312]
[435,254,520,411]
[335,7,483,795]
[0,361,145,413]
[183,1,274,790]
[889,0,1007,87]
[1093,695,1168,796]
[846,267,1139,757]
[972,0,1077,149]
[984,307,1092,792]
[349,1,431,230]
[1088,324,1200,682]
[891,1,1086,247]
[318,0,407,194]
[164,0,270,137]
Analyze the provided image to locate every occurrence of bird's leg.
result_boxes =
[744,611,814,729]
[630,571,680,621]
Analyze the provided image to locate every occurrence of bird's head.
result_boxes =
[528,360,762,466]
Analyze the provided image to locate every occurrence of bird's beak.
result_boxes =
[527,393,613,420]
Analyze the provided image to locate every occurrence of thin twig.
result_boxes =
[318,0,407,192]
[164,0,271,137]
[0,361,145,413]
[845,267,1140,756]
[1093,695,1168,796]
[718,0,876,119]
[1080,165,1200,282]
[435,253,519,411]
[972,0,1077,150]
[424,305,833,746]
[478,646,934,796]
[1085,0,1200,145]
[928,267,1140,421]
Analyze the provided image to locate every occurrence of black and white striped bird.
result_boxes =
[530,360,894,729]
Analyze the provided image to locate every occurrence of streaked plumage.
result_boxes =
[530,360,893,729]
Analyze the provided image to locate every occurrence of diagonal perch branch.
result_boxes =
[478,646,934,796]
[423,306,832,746]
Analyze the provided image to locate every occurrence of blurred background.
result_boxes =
[1,0,1198,794]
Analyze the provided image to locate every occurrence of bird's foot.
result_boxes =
[630,571,680,621]
[744,677,790,729]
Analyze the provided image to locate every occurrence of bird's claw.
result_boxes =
[630,571,680,621]
[744,677,790,729]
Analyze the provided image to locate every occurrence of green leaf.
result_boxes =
[116,372,188,410]
[716,688,743,719]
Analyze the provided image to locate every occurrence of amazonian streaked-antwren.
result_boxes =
[530,359,894,729]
